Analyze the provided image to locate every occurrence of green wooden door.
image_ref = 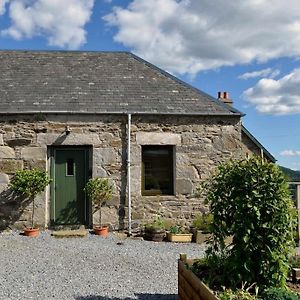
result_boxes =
[51,148,89,225]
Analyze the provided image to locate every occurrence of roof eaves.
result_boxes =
[0,110,241,116]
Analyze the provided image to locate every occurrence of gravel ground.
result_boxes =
[0,231,206,300]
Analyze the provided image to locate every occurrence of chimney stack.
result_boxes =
[218,91,233,106]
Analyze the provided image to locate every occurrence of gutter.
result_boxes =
[0,111,242,116]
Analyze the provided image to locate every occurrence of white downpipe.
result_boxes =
[127,114,132,235]
[45,152,49,229]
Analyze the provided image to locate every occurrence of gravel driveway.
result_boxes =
[0,231,206,300]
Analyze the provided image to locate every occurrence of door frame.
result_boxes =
[49,146,92,227]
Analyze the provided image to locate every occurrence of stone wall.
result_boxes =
[241,131,271,161]
[0,114,245,231]
[129,115,244,230]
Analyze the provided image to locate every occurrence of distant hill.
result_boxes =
[279,166,300,182]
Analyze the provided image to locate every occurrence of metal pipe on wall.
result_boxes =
[127,114,132,235]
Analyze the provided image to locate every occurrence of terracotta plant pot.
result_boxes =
[23,227,40,237]
[94,226,109,237]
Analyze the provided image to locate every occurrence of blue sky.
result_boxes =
[0,0,300,169]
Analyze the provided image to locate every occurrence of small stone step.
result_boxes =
[51,229,88,238]
[51,224,86,231]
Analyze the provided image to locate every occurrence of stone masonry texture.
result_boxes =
[0,113,247,231]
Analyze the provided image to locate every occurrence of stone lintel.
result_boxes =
[37,133,100,146]
[136,132,181,145]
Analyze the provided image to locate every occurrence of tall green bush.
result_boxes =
[10,169,51,228]
[200,157,295,290]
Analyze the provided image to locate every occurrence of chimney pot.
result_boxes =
[217,91,233,106]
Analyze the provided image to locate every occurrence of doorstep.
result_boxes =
[51,229,88,238]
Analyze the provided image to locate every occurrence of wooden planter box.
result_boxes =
[178,254,219,300]
[167,232,193,243]
[191,229,232,245]
[194,230,212,244]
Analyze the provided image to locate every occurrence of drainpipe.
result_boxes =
[127,114,132,236]
[45,152,49,229]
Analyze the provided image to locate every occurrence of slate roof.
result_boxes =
[0,51,242,116]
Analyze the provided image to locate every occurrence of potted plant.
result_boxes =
[84,178,113,236]
[191,213,213,244]
[167,225,193,243]
[143,216,166,242]
[9,168,51,237]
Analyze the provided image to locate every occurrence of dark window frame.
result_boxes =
[141,145,174,196]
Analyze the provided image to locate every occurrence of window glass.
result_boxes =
[66,159,74,176]
[142,145,174,195]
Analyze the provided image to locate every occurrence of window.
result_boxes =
[66,159,74,176]
[142,145,174,195]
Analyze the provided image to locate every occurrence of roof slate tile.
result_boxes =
[0,51,242,116]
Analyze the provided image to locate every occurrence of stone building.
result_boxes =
[0,51,275,231]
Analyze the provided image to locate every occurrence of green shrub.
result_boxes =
[262,287,299,300]
[219,288,258,300]
[84,178,113,227]
[192,214,213,233]
[190,252,228,289]
[169,225,181,234]
[198,157,296,290]
[144,216,165,231]
[10,169,51,228]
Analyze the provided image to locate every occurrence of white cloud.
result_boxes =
[104,0,300,76]
[243,68,300,115]
[280,150,300,157]
[2,0,94,49]
[0,0,9,15]
[239,68,280,80]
